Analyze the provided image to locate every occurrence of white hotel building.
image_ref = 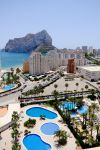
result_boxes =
[78,66,100,81]
[29,49,86,75]
[29,52,49,75]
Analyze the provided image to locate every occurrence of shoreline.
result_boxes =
[0,65,23,76]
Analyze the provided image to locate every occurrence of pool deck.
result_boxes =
[21,105,77,150]
[0,104,77,150]
[0,107,8,117]
[0,102,20,128]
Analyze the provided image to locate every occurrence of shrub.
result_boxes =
[24,118,36,128]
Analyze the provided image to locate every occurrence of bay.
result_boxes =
[0,51,30,69]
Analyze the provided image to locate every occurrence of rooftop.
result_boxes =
[78,66,100,71]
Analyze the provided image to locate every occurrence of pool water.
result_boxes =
[3,84,16,91]
[61,102,88,117]
[78,106,88,114]
[41,123,60,135]
[23,134,51,150]
[61,102,76,110]
[26,107,57,119]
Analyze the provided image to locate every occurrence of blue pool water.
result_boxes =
[26,107,57,119]
[61,102,76,110]
[0,51,30,69]
[61,102,88,118]
[41,123,60,135]
[78,106,88,114]
[23,134,51,150]
[3,84,16,91]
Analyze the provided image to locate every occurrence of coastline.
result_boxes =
[0,65,23,77]
[1,64,23,71]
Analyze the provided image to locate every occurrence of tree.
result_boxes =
[52,90,59,107]
[87,135,94,146]
[85,85,89,91]
[11,111,21,150]
[10,67,14,73]
[54,84,58,89]
[95,124,100,142]
[81,88,84,98]
[76,83,79,91]
[16,68,21,74]
[91,103,99,114]
[89,121,94,137]
[32,86,40,96]
[89,89,96,100]
[65,83,68,92]
[54,130,68,145]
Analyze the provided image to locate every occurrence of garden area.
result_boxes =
[48,92,100,149]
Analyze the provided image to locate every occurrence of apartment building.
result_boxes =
[29,52,49,75]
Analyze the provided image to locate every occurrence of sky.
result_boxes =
[0,0,100,49]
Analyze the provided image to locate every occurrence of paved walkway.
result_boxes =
[0,103,20,128]
[0,104,77,150]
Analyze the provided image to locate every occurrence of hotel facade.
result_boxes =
[27,49,86,75]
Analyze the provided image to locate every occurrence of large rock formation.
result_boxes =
[4,30,53,53]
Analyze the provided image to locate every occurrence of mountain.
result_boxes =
[4,30,54,53]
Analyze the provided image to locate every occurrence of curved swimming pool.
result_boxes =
[3,84,16,91]
[26,107,58,119]
[41,122,60,135]
[23,134,51,150]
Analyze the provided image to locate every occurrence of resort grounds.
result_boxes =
[0,104,76,150]
[0,69,100,150]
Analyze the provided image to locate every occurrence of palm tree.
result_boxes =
[52,90,59,106]
[54,130,68,145]
[76,83,79,91]
[89,120,94,137]
[65,83,68,92]
[81,113,87,129]
[10,67,14,73]
[74,90,77,100]
[90,89,96,100]
[33,86,40,96]
[54,84,58,89]
[16,68,21,74]
[95,124,100,142]
[81,88,84,98]
[87,135,94,146]
[91,103,99,114]
[83,129,88,143]
[75,120,80,133]
[11,111,21,150]
[85,85,89,91]
[88,106,92,121]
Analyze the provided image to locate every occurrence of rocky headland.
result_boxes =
[4,30,55,53]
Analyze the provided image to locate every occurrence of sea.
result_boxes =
[0,51,30,69]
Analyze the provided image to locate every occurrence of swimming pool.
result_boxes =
[3,84,16,91]
[61,102,77,110]
[78,106,88,114]
[61,102,88,117]
[23,134,51,150]
[26,107,57,119]
[41,122,60,135]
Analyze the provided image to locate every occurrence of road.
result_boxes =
[0,74,99,106]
